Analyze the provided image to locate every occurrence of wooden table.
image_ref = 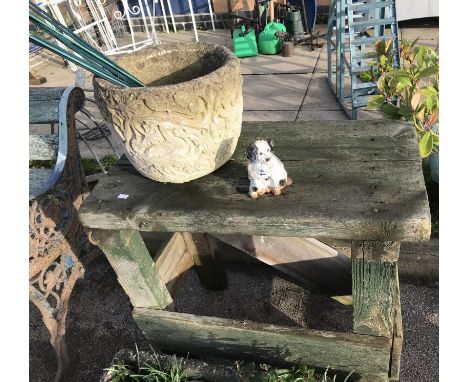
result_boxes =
[78,120,430,381]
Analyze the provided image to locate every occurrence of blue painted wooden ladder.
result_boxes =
[327,0,400,119]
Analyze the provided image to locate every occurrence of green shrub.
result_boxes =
[366,39,439,158]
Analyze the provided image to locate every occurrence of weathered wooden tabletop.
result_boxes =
[78,120,431,241]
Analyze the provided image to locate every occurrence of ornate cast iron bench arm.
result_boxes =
[29,86,89,382]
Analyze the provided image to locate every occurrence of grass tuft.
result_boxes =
[104,346,355,382]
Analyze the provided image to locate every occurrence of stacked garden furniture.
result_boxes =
[78,120,431,381]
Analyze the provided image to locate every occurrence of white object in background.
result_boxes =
[165,0,178,33]
[396,0,439,21]
[187,0,199,41]
[65,0,161,56]
[154,0,170,33]
[207,0,216,31]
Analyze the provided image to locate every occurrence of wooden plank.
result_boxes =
[230,120,421,162]
[352,241,399,337]
[133,308,392,380]
[29,168,54,200]
[389,269,403,381]
[182,233,228,291]
[214,234,351,296]
[78,160,430,241]
[29,88,65,124]
[90,229,173,309]
[78,121,431,242]
[319,239,352,257]
[153,233,194,296]
[29,134,58,160]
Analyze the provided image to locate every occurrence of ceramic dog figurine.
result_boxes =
[247,139,292,198]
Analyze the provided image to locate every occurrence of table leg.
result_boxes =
[89,229,173,309]
[182,233,228,291]
[390,269,403,380]
[351,240,400,338]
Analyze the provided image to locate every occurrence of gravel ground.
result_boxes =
[29,255,438,382]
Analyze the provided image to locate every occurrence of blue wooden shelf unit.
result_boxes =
[327,0,400,119]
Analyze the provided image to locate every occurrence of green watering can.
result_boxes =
[233,25,258,58]
[258,22,286,55]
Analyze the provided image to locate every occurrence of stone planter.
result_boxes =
[93,43,243,183]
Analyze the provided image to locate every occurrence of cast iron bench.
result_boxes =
[78,120,430,381]
[29,86,89,382]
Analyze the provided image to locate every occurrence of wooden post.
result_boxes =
[351,241,400,338]
[90,229,173,309]
[389,267,403,380]
[153,233,194,296]
[182,233,228,291]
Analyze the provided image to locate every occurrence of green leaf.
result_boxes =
[410,37,420,48]
[398,105,414,118]
[396,76,412,86]
[416,47,425,67]
[379,55,388,66]
[377,75,386,93]
[380,103,401,119]
[425,96,434,110]
[419,131,434,158]
[419,65,438,78]
[419,86,438,97]
[367,95,385,109]
[395,80,411,93]
[359,71,372,82]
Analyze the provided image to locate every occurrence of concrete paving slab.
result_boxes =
[297,110,347,121]
[400,27,439,43]
[159,30,323,75]
[243,73,312,111]
[313,47,329,74]
[240,45,319,75]
[238,24,327,75]
[243,110,297,122]
[30,62,77,88]
[301,75,341,111]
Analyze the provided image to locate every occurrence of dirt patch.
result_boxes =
[175,263,353,332]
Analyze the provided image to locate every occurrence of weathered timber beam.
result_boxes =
[182,233,227,291]
[89,229,173,309]
[351,241,400,337]
[29,88,66,124]
[29,134,59,161]
[153,232,194,297]
[213,234,351,296]
[133,308,392,380]
[389,268,403,381]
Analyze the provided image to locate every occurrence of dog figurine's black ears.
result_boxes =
[266,139,274,149]
[247,143,257,161]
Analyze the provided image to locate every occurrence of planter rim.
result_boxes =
[94,42,239,92]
